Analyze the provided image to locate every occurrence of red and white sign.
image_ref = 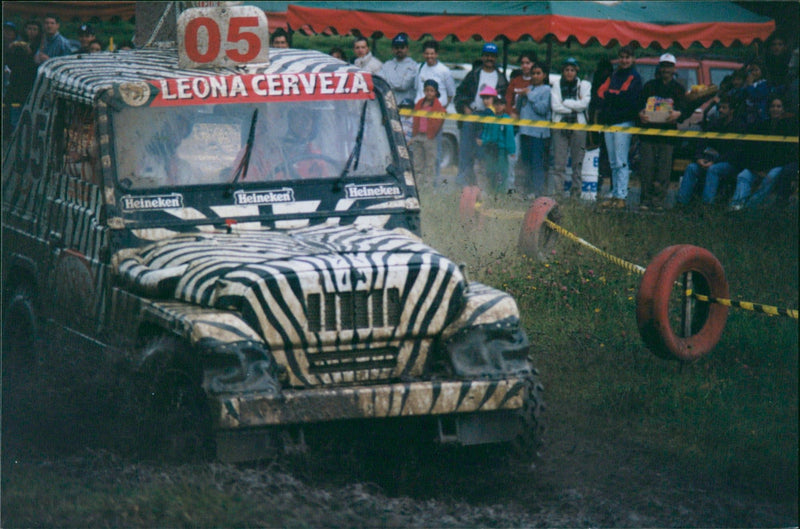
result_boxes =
[147,72,375,106]
[177,6,270,69]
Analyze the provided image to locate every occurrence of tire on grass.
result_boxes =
[636,245,729,361]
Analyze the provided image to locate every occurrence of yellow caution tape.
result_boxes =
[399,109,798,143]
[542,218,798,319]
[687,291,799,319]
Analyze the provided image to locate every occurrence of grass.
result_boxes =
[420,186,798,498]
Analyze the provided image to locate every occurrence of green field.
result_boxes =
[421,187,798,497]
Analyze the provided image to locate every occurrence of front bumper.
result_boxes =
[212,377,527,429]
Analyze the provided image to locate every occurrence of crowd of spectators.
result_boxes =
[3,14,134,137]
[3,15,797,211]
[347,30,797,212]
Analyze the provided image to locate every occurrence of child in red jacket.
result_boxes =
[411,79,445,186]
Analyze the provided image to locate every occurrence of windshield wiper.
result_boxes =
[333,101,368,192]
[226,108,259,195]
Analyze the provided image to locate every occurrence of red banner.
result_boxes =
[148,72,375,107]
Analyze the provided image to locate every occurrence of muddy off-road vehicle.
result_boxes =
[2,9,543,462]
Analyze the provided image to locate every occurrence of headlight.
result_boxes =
[443,317,531,378]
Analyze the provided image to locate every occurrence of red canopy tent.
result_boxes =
[286,1,775,49]
[1,2,290,31]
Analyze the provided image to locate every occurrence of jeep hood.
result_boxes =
[113,224,467,348]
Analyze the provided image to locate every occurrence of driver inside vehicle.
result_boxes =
[230,106,333,181]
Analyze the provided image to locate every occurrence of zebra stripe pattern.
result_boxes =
[113,223,468,387]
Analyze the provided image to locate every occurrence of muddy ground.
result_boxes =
[2,298,797,529]
[3,355,796,528]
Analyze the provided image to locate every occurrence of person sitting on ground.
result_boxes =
[728,95,798,211]
[675,96,744,207]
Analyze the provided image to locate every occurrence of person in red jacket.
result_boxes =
[411,79,445,186]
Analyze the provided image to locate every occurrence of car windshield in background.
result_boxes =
[112,99,392,190]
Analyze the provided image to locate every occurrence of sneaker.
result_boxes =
[638,203,650,211]
[611,198,626,209]
[728,203,743,212]
[599,199,614,209]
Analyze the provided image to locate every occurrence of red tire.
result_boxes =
[636,245,684,360]
[637,245,729,361]
[518,197,559,259]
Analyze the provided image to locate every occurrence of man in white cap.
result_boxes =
[453,42,509,186]
[636,52,686,211]
[379,33,418,106]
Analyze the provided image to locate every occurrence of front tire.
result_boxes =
[136,336,214,462]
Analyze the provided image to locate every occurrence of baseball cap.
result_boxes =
[482,43,498,55]
[563,57,579,68]
[423,78,441,97]
[479,85,498,97]
[391,33,409,47]
[78,23,94,35]
[658,53,676,65]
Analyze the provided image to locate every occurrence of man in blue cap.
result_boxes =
[454,42,509,186]
[379,33,418,106]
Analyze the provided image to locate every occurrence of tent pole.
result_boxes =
[546,36,553,69]
[502,36,509,76]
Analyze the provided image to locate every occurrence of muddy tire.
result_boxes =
[1,283,38,459]
[510,372,546,467]
[136,336,215,462]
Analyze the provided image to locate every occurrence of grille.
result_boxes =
[307,288,401,332]
[306,347,399,374]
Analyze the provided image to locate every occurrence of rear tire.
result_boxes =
[2,283,37,460]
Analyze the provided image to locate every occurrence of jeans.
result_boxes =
[457,122,478,186]
[677,161,736,205]
[603,122,633,199]
[550,129,586,196]
[731,166,784,207]
[519,134,547,196]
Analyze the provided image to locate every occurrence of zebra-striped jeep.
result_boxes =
[2,45,543,462]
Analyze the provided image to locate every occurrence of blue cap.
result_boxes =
[392,33,409,47]
[563,57,578,67]
[482,43,498,55]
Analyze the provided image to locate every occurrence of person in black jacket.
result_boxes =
[636,53,686,211]
[596,46,642,208]
[453,42,509,187]
[729,95,798,210]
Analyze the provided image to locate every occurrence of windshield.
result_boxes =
[112,99,392,190]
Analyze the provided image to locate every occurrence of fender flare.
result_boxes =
[636,245,729,361]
